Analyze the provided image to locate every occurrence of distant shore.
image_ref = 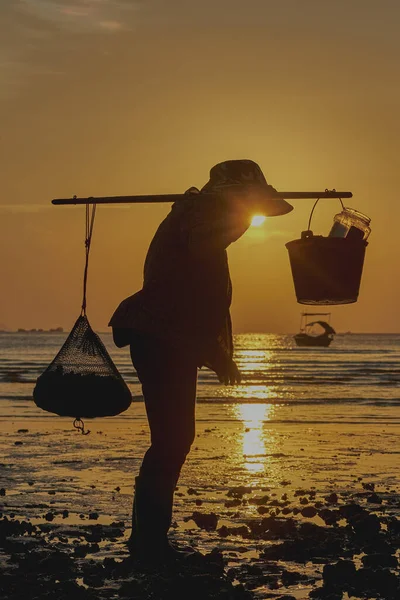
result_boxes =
[0,327,64,333]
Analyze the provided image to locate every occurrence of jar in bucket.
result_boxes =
[329,207,371,241]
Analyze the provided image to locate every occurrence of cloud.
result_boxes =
[0,1,146,98]
[17,0,143,33]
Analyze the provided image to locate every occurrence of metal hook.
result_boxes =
[73,418,90,435]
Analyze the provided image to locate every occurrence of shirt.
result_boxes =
[109,190,250,372]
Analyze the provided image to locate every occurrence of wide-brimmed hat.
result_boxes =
[201,159,293,216]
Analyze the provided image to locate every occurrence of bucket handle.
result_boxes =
[307,191,344,231]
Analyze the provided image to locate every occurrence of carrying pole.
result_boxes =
[52,190,353,205]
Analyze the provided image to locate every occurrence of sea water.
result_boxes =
[1,332,399,425]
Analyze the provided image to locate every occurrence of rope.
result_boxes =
[307,189,344,232]
[81,203,97,315]
[76,204,96,435]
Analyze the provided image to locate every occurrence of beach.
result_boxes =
[3,0,400,596]
[1,332,399,599]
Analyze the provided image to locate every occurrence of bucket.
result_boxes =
[286,199,369,305]
[286,233,367,305]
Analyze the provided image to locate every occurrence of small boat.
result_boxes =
[294,312,336,347]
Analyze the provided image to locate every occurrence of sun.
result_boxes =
[251,215,266,227]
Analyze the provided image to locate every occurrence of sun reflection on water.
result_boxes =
[232,384,278,401]
[222,340,288,483]
[233,403,275,473]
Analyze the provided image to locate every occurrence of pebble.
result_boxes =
[363,537,396,555]
[301,506,317,518]
[318,508,338,526]
[338,503,364,519]
[250,495,270,505]
[217,524,250,538]
[225,499,242,508]
[294,489,309,496]
[325,493,338,504]
[367,492,382,504]
[281,569,305,586]
[190,511,219,531]
[362,482,375,491]
[322,559,356,587]
[355,566,399,597]
[257,506,269,515]
[361,553,398,569]
[226,486,253,498]
[44,512,54,522]
[350,512,381,538]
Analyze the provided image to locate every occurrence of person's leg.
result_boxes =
[128,333,197,559]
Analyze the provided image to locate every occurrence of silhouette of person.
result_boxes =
[109,159,292,565]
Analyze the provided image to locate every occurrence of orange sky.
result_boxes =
[1,1,399,333]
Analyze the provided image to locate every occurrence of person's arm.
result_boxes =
[198,313,241,385]
[201,341,241,385]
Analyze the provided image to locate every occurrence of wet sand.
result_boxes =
[1,403,399,599]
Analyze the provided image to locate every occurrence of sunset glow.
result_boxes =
[1,1,399,335]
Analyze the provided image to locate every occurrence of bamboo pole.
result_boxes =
[52,190,353,205]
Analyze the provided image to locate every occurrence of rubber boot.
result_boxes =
[127,475,195,566]
[126,493,137,552]
[126,478,171,553]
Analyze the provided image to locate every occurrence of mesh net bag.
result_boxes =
[33,315,132,420]
[33,205,132,430]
